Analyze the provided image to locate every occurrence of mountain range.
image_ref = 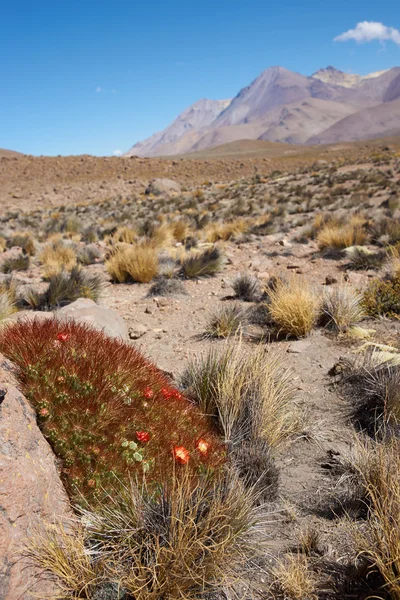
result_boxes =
[125,65,400,157]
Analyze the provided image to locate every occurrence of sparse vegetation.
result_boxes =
[180,246,223,278]
[232,272,261,301]
[204,303,246,338]
[267,277,320,338]
[1,253,30,273]
[106,243,159,283]
[26,470,267,600]
[180,340,300,449]
[363,270,400,317]
[322,283,365,333]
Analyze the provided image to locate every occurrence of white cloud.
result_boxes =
[96,86,102,93]
[334,21,400,45]
[113,149,122,156]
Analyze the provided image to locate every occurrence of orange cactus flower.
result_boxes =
[196,438,210,456]
[136,431,150,443]
[173,446,190,464]
[57,332,69,342]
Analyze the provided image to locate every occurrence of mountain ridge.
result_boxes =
[125,65,400,157]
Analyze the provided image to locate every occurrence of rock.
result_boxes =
[129,323,148,340]
[55,298,129,339]
[145,178,181,196]
[0,355,70,599]
[324,275,338,286]
[279,239,292,248]
[287,340,312,354]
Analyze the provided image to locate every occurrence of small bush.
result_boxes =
[204,303,246,338]
[106,244,159,283]
[267,277,319,338]
[370,217,400,246]
[7,232,36,255]
[46,267,102,308]
[231,439,279,502]
[322,284,365,333]
[232,272,261,301]
[317,219,368,251]
[180,340,299,449]
[147,277,187,297]
[363,271,400,317]
[354,441,400,600]
[0,320,225,501]
[26,470,266,600]
[1,253,30,273]
[180,246,223,279]
[346,246,387,271]
[158,255,177,279]
[341,353,400,438]
[271,554,317,600]
[39,240,77,278]
[0,291,16,321]
[77,245,101,265]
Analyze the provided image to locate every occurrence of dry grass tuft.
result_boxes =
[271,554,317,600]
[322,283,365,333]
[204,303,246,338]
[353,440,400,600]
[180,246,223,279]
[267,277,320,338]
[317,217,368,250]
[25,470,267,600]
[39,240,77,278]
[232,272,261,301]
[106,243,159,283]
[180,339,300,449]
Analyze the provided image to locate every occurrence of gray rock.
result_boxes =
[129,323,148,340]
[145,178,181,196]
[0,355,70,599]
[55,298,128,339]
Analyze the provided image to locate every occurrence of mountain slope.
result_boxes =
[307,99,400,145]
[126,66,400,156]
[125,98,231,157]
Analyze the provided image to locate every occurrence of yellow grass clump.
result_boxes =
[354,441,400,600]
[317,216,368,250]
[268,277,320,338]
[271,554,317,600]
[106,243,159,283]
[39,240,77,279]
[203,218,249,243]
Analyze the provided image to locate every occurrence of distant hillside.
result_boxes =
[0,148,23,158]
[125,65,400,157]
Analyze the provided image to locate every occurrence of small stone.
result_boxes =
[129,324,148,339]
[325,276,338,285]
[287,340,312,354]
[279,239,292,248]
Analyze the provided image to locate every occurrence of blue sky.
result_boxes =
[1,0,399,156]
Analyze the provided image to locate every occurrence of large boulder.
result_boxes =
[0,355,70,599]
[145,178,181,196]
[55,298,129,339]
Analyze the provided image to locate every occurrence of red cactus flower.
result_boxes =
[161,387,172,399]
[136,431,150,443]
[173,446,190,464]
[39,408,49,417]
[143,387,154,399]
[196,438,210,456]
[57,332,69,342]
